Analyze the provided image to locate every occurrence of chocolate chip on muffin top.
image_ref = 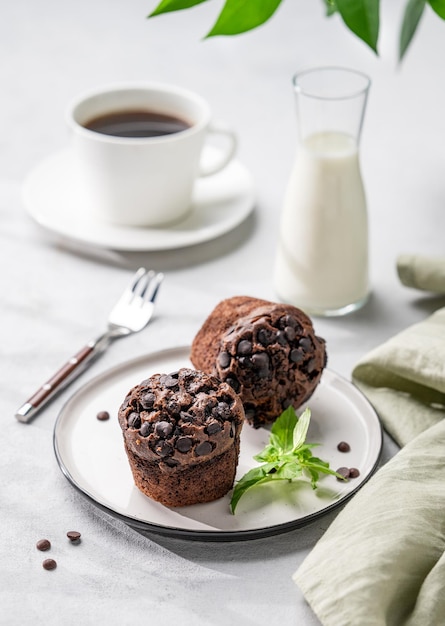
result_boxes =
[118,368,244,467]
[190,297,327,428]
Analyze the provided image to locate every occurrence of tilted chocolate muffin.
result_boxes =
[118,368,244,507]
[190,296,327,428]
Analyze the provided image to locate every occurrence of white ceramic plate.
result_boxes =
[23,147,255,251]
[54,347,382,541]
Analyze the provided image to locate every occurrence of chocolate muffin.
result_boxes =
[118,368,244,507]
[190,296,327,428]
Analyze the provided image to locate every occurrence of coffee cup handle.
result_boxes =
[198,121,237,177]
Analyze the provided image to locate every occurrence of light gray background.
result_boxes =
[2,1,445,624]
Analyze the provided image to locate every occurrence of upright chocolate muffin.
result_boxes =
[191,296,327,428]
[118,368,244,507]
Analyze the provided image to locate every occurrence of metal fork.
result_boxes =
[15,268,164,423]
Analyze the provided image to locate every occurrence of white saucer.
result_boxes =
[22,147,256,251]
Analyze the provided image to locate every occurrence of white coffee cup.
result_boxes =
[66,83,237,227]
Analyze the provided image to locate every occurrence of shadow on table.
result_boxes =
[132,506,341,565]
[45,209,257,272]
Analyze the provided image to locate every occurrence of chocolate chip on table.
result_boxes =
[67,531,81,543]
[96,410,110,421]
[349,467,360,478]
[36,539,51,551]
[336,467,351,481]
[337,441,351,453]
[42,558,57,570]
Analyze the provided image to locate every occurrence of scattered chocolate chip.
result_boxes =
[140,422,151,437]
[337,441,351,453]
[36,539,51,551]
[140,392,156,409]
[155,421,173,438]
[195,441,213,456]
[96,410,110,421]
[237,339,252,356]
[176,436,192,452]
[67,531,81,543]
[127,412,141,429]
[336,467,350,481]
[349,467,360,478]
[42,558,57,570]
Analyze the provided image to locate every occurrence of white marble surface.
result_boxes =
[2,1,445,624]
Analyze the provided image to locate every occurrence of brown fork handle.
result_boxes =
[15,335,111,423]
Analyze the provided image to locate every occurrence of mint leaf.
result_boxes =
[270,405,297,452]
[206,0,283,37]
[335,0,380,53]
[230,406,341,513]
[292,407,311,451]
[230,463,277,513]
[148,0,208,17]
[399,0,426,60]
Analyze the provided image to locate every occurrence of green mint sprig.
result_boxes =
[230,406,343,514]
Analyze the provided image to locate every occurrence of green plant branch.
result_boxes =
[148,0,445,60]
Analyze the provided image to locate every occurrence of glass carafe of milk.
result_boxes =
[274,67,371,316]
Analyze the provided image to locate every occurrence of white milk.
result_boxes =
[274,131,368,315]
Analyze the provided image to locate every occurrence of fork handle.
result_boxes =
[15,334,112,423]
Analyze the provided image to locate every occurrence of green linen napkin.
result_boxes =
[293,254,445,625]
[293,418,445,626]
[397,254,445,293]
[352,306,445,447]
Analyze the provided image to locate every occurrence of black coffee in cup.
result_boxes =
[84,109,190,138]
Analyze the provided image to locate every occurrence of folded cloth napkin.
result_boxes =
[397,254,445,293]
[293,418,445,626]
[352,306,445,447]
[293,254,445,626]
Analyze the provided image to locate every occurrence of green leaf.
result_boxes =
[335,0,380,53]
[399,0,426,60]
[271,405,298,452]
[253,443,280,463]
[230,464,276,513]
[206,0,283,37]
[275,461,304,481]
[292,407,311,451]
[148,0,209,18]
[428,0,445,19]
[323,0,339,16]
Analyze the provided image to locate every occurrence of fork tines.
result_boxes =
[130,268,164,304]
